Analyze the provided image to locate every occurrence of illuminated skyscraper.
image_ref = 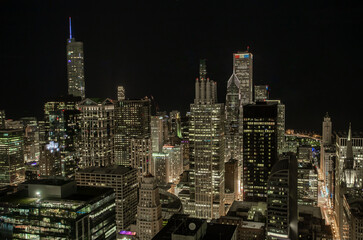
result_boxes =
[322,112,332,145]
[0,110,5,129]
[79,98,115,167]
[0,129,25,186]
[130,137,152,179]
[243,102,278,202]
[233,51,253,105]
[254,85,269,102]
[117,86,125,101]
[266,153,298,240]
[189,63,225,219]
[115,98,151,166]
[67,17,85,99]
[225,73,243,198]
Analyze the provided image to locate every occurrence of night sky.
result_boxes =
[1,0,363,132]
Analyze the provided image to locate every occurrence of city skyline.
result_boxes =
[1,1,363,132]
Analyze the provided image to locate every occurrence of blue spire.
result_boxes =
[69,17,72,39]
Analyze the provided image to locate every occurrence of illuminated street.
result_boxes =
[317,166,340,240]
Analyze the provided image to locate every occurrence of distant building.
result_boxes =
[233,51,253,105]
[21,117,40,163]
[117,85,125,101]
[254,85,269,102]
[266,153,298,240]
[79,98,115,167]
[151,116,165,153]
[243,102,278,202]
[67,17,85,99]
[76,165,138,234]
[163,145,183,184]
[114,98,151,166]
[137,174,163,240]
[0,110,5,129]
[0,129,25,186]
[322,112,332,145]
[0,179,116,239]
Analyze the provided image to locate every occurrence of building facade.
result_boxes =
[114,98,151,166]
[0,129,25,186]
[137,174,163,240]
[266,153,298,240]
[79,98,115,167]
[189,74,225,219]
[243,102,278,202]
[76,165,138,233]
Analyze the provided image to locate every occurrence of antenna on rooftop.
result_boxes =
[69,17,72,39]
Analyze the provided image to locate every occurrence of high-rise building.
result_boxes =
[225,73,243,197]
[189,65,225,219]
[0,179,116,239]
[266,153,298,240]
[233,51,253,105]
[115,98,151,166]
[151,116,165,153]
[152,152,168,185]
[322,112,332,145]
[117,86,125,101]
[254,85,269,102]
[67,17,85,99]
[163,144,183,184]
[130,138,152,179]
[168,110,182,140]
[79,98,115,167]
[76,165,138,234]
[243,102,278,202]
[266,100,285,154]
[0,129,25,186]
[137,173,162,240]
[0,110,5,129]
[39,143,62,176]
[22,117,40,163]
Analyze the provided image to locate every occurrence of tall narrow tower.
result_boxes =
[137,173,162,240]
[67,17,85,99]
[233,50,253,105]
[189,60,225,219]
[322,112,332,145]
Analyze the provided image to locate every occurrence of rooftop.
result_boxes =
[204,223,237,240]
[77,165,136,175]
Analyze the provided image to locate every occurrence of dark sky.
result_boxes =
[1,0,363,132]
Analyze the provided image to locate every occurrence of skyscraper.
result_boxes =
[233,51,253,105]
[117,86,125,101]
[254,85,269,102]
[189,63,225,219]
[225,73,243,198]
[130,137,152,179]
[266,153,298,240]
[137,173,162,240]
[0,129,25,186]
[322,112,332,145]
[79,98,115,167]
[114,98,151,166]
[67,17,85,99]
[243,102,278,202]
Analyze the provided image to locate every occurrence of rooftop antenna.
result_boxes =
[69,17,72,39]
